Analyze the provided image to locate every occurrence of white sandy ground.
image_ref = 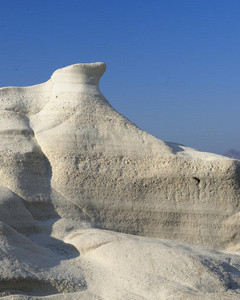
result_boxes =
[0,63,240,299]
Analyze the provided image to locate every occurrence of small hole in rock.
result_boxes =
[193,177,200,184]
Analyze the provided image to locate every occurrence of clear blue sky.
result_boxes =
[0,0,240,154]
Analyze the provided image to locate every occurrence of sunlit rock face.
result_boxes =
[0,63,240,299]
[1,62,240,249]
[26,62,240,250]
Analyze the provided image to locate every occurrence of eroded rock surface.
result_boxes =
[0,63,240,299]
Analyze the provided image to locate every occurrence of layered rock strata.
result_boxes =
[0,63,240,299]
[0,62,240,249]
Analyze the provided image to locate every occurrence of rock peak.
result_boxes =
[51,62,106,84]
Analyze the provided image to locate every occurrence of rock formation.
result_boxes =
[0,63,240,299]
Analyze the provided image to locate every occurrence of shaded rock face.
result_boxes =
[1,63,240,299]
[0,62,240,250]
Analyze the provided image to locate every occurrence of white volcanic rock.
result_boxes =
[1,226,240,299]
[0,110,51,206]
[28,63,240,249]
[0,187,36,235]
[0,62,240,299]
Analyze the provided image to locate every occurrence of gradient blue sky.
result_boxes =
[0,0,240,154]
